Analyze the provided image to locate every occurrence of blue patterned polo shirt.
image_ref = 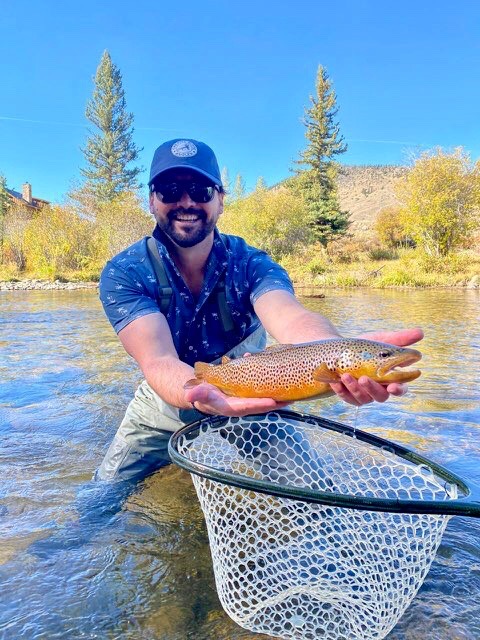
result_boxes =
[99,227,294,366]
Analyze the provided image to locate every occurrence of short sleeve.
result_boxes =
[99,260,161,334]
[247,251,295,304]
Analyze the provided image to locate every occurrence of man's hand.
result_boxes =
[329,327,424,407]
[184,382,289,417]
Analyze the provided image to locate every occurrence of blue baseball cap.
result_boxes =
[149,138,222,187]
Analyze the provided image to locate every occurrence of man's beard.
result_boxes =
[156,208,216,248]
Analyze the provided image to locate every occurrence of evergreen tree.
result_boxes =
[0,174,9,214]
[220,167,230,193]
[255,176,267,191]
[220,167,231,203]
[81,51,143,201]
[0,174,10,257]
[233,174,246,200]
[295,65,350,245]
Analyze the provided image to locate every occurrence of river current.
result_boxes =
[1,288,479,639]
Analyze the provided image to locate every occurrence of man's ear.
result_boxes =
[149,192,155,213]
[217,191,224,215]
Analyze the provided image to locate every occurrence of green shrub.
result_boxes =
[220,186,314,261]
[335,274,362,287]
[367,248,399,261]
[308,257,327,275]
[417,252,473,274]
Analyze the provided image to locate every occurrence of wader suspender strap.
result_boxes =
[146,237,172,314]
[146,237,235,333]
[213,279,235,333]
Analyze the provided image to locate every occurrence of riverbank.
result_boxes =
[1,277,479,292]
[0,279,98,291]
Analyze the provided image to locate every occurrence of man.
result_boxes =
[96,138,422,481]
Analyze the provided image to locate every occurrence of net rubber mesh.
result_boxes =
[175,413,456,640]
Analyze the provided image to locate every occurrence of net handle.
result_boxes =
[168,410,480,519]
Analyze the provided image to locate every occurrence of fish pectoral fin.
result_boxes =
[221,355,231,364]
[184,378,202,389]
[312,363,340,383]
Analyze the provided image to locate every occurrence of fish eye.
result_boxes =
[379,350,393,358]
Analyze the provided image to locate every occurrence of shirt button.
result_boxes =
[188,346,193,350]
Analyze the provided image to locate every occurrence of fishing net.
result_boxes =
[169,410,477,640]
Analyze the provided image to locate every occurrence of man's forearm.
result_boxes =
[117,314,197,410]
[254,291,342,344]
[277,309,341,344]
[142,356,196,409]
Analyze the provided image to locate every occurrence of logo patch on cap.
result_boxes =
[171,140,198,158]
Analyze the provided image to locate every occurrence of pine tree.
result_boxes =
[0,174,10,257]
[220,167,230,193]
[0,174,9,214]
[295,65,350,245]
[81,51,143,202]
[233,174,246,200]
[255,176,267,191]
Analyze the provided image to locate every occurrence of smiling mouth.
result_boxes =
[172,214,204,224]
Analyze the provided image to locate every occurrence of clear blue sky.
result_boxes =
[2,0,479,204]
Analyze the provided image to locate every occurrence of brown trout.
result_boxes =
[185,338,422,402]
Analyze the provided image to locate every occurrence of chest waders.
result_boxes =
[95,238,266,481]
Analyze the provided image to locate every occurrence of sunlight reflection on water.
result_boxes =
[0,288,479,639]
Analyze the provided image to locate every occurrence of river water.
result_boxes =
[1,288,479,640]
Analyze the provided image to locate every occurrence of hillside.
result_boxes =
[337,165,408,238]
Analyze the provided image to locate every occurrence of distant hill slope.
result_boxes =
[337,165,408,238]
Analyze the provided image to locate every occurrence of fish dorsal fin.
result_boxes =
[312,363,340,383]
[221,355,231,364]
[264,343,294,352]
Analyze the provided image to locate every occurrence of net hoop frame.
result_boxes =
[169,409,480,518]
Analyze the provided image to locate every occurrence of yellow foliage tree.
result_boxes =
[89,190,153,264]
[219,185,313,261]
[2,204,31,271]
[374,206,409,248]
[23,205,94,277]
[396,148,480,256]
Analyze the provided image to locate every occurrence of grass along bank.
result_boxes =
[1,247,479,290]
[281,247,480,289]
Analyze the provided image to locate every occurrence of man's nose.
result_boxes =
[177,190,197,207]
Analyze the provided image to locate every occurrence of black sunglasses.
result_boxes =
[152,181,220,204]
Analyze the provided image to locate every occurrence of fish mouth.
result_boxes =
[377,348,422,382]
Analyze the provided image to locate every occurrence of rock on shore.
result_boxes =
[467,275,480,289]
[0,279,98,291]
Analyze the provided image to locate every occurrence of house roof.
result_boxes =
[6,188,24,200]
[5,187,50,209]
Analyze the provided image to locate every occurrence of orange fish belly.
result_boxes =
[202,363,331,401]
